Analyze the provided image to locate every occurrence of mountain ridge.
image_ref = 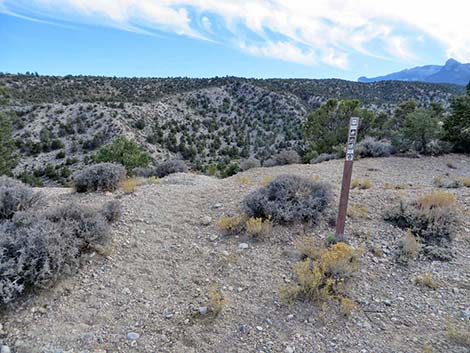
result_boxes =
[358,59,470,86]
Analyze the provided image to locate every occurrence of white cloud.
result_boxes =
[2,0,470,66]
[240,41,316,65]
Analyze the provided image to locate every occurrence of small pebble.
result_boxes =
[1,346,11,353]
[199,306,208,315]
[285,346,295,353]
[238,243,249,250]
[127,332,140,341]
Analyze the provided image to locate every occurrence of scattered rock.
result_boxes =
[200,216,212,226]
[127,332,140,341]
[1,346,11,353]
[209,234,218,242]
[212,203,223,209]
[238,243,249,250]
[199,306,208,315]
[239,325,250,333]
[256,326,263,332]
[163,308,174,319]
[461,308,470,319]
[285,346,295,353]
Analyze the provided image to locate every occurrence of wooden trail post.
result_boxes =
[335,116,360,239]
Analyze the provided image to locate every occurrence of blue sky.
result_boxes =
[1,1,468,80]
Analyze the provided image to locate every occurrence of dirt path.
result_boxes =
[2,155,470,353]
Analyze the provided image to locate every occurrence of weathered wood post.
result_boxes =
[335,116,360,239]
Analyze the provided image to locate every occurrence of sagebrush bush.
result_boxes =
[132,167,154,178]
[357,137,394,157]
[0,176,39,220]
[310,153,337,164]
[45,203,109,246]
[263,150,301,167]
[280,242,360,313]
[101,200,122,223]
[240,158,261,171]
[0,202,111,305]
[384,192,457,260]
[73,163,126,193]
[242,174,332,224]
[155,159,188,178]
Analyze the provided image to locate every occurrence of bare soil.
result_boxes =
[1,155,470,353]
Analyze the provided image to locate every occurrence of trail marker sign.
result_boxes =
[335,116,360,238]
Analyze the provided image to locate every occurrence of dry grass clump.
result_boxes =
[236,176,251,185]
[351,178,372,189]
[280,242,360,316]
[246,216,272,237]
[385,192,457,261]
[207,283,228,317]
[446,320,470,348]
[260,175,273,186]
[460,176,470,187]
[433,175,464,189]
[418,191,456,209]
[217,214,248,235]
[294,236,326,260]
[148,176,161,184]
[120,178,138,193]
[398,230,421,262]
[347,203,369,219]
[243,174,332,224]
[414,272,439,289]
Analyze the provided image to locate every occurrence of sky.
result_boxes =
[1,0,469,80]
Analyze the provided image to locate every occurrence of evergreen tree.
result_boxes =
[0,113,18,176]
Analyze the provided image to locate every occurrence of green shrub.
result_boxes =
[0,112,18,176]
[443,90,470,153]
[95,136,152,172]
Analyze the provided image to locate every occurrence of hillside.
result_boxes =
[0,74,465,186]
[358,59,470,86]
[1,155,469,353]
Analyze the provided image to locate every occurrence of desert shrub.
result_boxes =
[279,242,360,313]
[357,137,394,157]
[273,150,301,165]
[461,177,470,187]
[217,214,247,235]
[384,191,457,260]
[351,178,372,189]
[425,140,452,156]
[207,283,228,317]
[245,217,273,238]
[347,203,369,219]
[242,174,332,224]
[120,178,137,193]
[155,159,188,178]
[446,319,470,348]
[397,230,421,263]
[0,176,39,220]
[311,153,337,164]
[443,91,470,153]
[44,203,109,246]
[132,167,154,178]
[294,236,326,260]
[433,176,464,189]
[17,172,43,187]
[263,158,277,167]
[220,163,240,178]
[0,214,79,304]
[0,112,18,176]
[95,136,152,172]
[240,158,261,171]
[73,163,126,192]
[101,200,122,223]
[414,272,439,289]
[0,202,110,305]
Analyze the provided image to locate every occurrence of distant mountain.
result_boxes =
[358,59,470,86]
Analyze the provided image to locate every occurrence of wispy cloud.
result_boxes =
[2,0,470,68]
